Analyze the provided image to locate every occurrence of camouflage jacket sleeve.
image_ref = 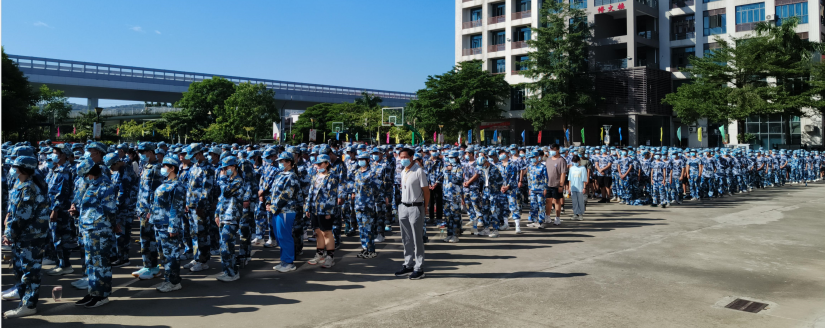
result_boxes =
[169,182,186,234]
[48,165,73,211]
[4,183,34,242]
[269,172,300,215]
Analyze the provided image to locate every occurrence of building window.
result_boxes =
[471,35,483,48]
[515,55,530,71]
[493,58,507,74]
[671,15,695,40]
[703,42,721,55]
[572,0,587,9]
[513,26,531,41]
[511,87,526,111]
[776,2,808,25]
[491,31,506,45]
[470,8,482,22]
[736,3,765,24]
[492,2,505,17]
[516,0,531,12]
[595,0,624,6]
[703,10,726,36]
[703,0,720,4]
[671,46,695,69]
[745,114,801,148]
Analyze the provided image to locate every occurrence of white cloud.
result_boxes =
[34,21,51,28]
[155,30,161,34]
[130,26,143,32]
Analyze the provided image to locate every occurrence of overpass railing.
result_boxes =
[8,54,417,101]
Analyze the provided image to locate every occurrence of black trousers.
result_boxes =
[428,184,444,222]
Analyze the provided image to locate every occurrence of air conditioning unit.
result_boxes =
[688,126,697,133]
[804,125,814,132]
[766,14,774,21]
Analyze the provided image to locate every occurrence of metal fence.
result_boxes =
[67,106,180,118]
[8,54,417,101]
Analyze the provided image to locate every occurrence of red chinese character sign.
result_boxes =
[598,6,605,12]
[598,2,625,13]
[617,3,625,9]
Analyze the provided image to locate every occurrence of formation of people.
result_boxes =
[1,138,823,318]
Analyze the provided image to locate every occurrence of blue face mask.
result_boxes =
[318,167,326,173]
[140,154,148,162]
[449,158,457,164]
[653,155,660,160]
[621,151,628,156]
[278,163,285,171]
[310,156,316,163]
[48,154,59,163]
[464,154,470,160]
[400,159,411,167]
[358,160,367,167]
[549,151,558,157]
[572,163,580,167]
[476,157,486,165]
[498,154,507,161]
[690,153,696,157]
[84,151,92,159]
[371,155,379,161]
[520,153,525,157]
[432,152,439,157]
[9,167,18,178]
[264,158,272,164]
[344,155,351,161]
[207,155,214,163]
[671,155,677,159]
[226,169,233,176]
[530,157,537,163]
[160,167,170,177]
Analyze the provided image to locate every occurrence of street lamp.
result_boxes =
[94,107,104,140]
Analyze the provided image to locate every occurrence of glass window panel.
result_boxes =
[760,122,769,132]
[790,122,801,134]
[746,123,760,133]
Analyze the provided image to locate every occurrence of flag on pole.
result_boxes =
[521,130,525,144]
[116,127,119,136]
[565,129,570,143]
[468,130,472,144]
[676,127,681,141]
[480,130,485,141]
[660,127,663,142]
[538,131,542,144]
[356,133,359,141]
[619,127,622,142]
[718,125,726,143]
[600,128,604,141]
[345,134,349,142]
[336,132,339,140]
[458,132,461,145]
[492,130,497,144]
[396,134,399,144]
[386,132,390,144]
[433,132,437,143]
[581,128,585,145]
[273,122,280,140]
[73,125,76,134]
[698,127,702,142]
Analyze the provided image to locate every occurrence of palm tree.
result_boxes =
[354,91,383,108]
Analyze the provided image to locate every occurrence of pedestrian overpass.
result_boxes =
[8,54,417,120]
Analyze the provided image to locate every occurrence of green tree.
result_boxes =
[165,76,236,139]
[354,91,383,108]
[34,85,73,138]
[223,82,280,142]
[408,60,510,137]
[519,0,598,134]
[663,18,820,132]
[292,102,372,143]
[2,47,38,141]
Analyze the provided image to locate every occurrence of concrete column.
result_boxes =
[626,7,636,67]
[87,98,99,110]
[628,114,639,147]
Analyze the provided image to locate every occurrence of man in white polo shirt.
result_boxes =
[394,148,429,280]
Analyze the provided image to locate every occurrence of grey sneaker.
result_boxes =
[321,256,335,268]
[307,253,325,265]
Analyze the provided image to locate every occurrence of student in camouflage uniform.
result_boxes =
[102,153,139,267]
[526,151,547,227]
[650,153,669,207]
[477,151,505,238]
[370,147,393,243]
[151,156,187,292]
[497,149,522,233]
[461,147,482,234]
[132,142,165,280]
[268,152,302,272]
[215,156,244,282]
[44,145,75,276]
[304,154,339,268]
[73,158,118,308]
[441,151,464,242]
[352,152,380,257]
[182,144,215,272]
[2,156,50,318]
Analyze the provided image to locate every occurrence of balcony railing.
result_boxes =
[511,41,529,49]
[735,22,760,32]
[488,15,506,24]
[488,44,506,53]
[511,70,527,75]
[67,106,180,118]
[638,30,658,39]
[636,59,657,68]
[462,0,475,2]
[462,47,483,56]
[513,10,532,20]
[491,71,507,75]
[462,20,482,29]
[671,31,696,40]
[595,0,624,6]
[596,58,628,71]
[636,0,659,7]
[670,0,694,7]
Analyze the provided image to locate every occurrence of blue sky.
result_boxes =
[2,1,455,107]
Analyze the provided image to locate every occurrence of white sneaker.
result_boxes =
[442,236,451,243]
[501,222,510,230]
[274,263,297,273]
[183,260,197,269]
[539,222,550,229]
[515,227,523,234]
[71,278,89,290]
[1,289,20,301]
[447,236,459,243]
[189,262,209,272]
[321,256,335,268]
[374,235,385,243]
[216,272,240,282]
[553,217,561,226]
[47,266,74,276]
[488,230,500,238]
[156,282,182,293]
[210,249,220,256]
[477,227,490,236]
[264,239,277,248]
[3,306,36,318]
[251,238,263,246]
[42,258,56,266]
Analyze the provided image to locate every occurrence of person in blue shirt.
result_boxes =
[73,158,118,309]
[497,149,522,233]
[102,153,139,268]
[215,156,244,282]
[44,145,75,277]
[477,151,505,237]
[182,144,216,272]
[151,156,187,292]
[650,153,669,207]
[351,153,381,256]
[2,156,50,318]
[304,154,340,268]
[132,142,165,280]
[526,151,547,227]
[268,152,302,272]
[441,151,465,242]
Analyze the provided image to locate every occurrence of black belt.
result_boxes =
[401,202,424,207]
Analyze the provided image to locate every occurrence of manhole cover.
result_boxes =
[725,298,769,313]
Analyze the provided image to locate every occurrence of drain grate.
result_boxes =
[725,299,769,313]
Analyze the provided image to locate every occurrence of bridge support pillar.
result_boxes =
[87,98,99,110]
[628,114,639,147]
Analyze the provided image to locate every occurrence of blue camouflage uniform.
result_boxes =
[650,159,668,205]
[478,158,504,231]
[527,155,547,224]
[186,149,215,264]
[136,149,164,270]
[216,157,244,278]
[267,155,302,265]
[46,160,74,269]
[150,157,186,285]
[353,155,381,252]
[76,168,118,298]
[442,154,465,237]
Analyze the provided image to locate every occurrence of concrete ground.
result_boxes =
[3,182,825,328]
